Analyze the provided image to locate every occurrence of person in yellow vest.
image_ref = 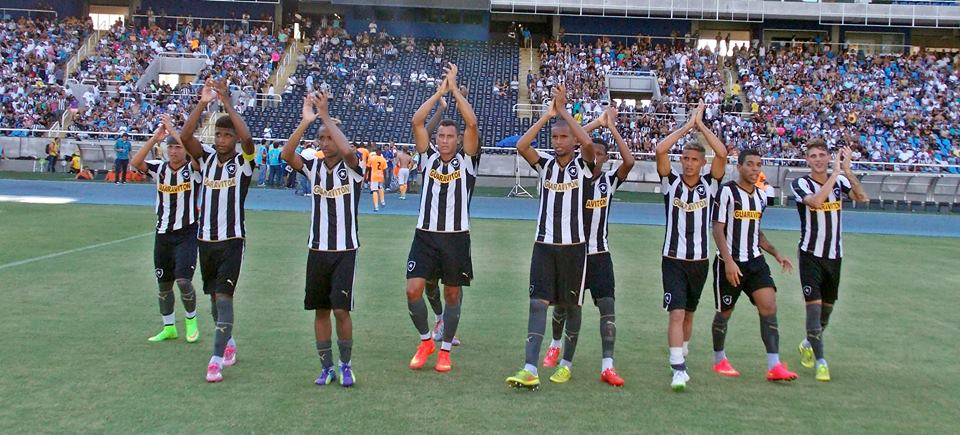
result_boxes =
[368,150,388,211]
[46,138,60,172]
[70,150,82,173]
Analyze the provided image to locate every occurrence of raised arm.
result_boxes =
[316,91,357,170]
[281,94,318,173]
[655,107,698,177]
[804,153,842,209]
[445,64,479,156]
[131,124,167,173]
[412,80,449,154]
[695,103,728,180]
[841,147,869,203]
[180,79,218,159]
[553,85,595,165]
[425,95,447,135]
[605,107,634,181]
[517,105,554,166]
[214,79,254,156]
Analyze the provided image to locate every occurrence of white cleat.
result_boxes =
[671,370,689,392]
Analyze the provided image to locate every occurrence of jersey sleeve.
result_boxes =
[201,144,216,160]
[237,153,254,176]
[348,159,366,181]
[530,151,551,175]
[606,168,622,192]
[792,177,814,203]
[462,148,481,175]
[713,185,730,223]
[837,174,853,195]
[297,154,317,176]
[144,160,162,177]
[421,143,438,160]
[661,168,679,196]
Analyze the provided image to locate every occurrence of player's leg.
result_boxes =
[751,286,796,381]
[588,253,621,386]
[149,235,178,341]
[331,250,357,386]
[435,232,472,371]
[506,244,555,389]
[371,182,381,211]
[550,245,587,384]
[306,250,337,385]
[711,257,741,377]
[206,241,243,382]
[425,278,444,340]
[435,285,460,372]
[663,258,691,389]
[398,168,409,199]
[543,306,564,368]
[406,232,438,369]
[314,309,335,385]
[174,231,199,342]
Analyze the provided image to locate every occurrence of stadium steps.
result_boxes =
[723,66,748,113]
[517,46,540,121]
[266,39,302,94]
[64,30,102,79]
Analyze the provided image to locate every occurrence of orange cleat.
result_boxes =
[543,346,561,368]
[600,368,625,387]
[409,339,435,370]
[712,358,741,377]
[766,362,798,382]
[435,350,452,373]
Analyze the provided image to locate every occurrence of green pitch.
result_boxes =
[0,203,957,433]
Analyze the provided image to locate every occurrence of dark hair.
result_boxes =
[215,116,235,130]
[738,148,761,165]
[682,141,706,154]
[437,119,459,132]
[551,119,570,130]
[806,139,828,154]
[592,138,610,152]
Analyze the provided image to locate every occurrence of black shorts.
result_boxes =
[529,243,587,307]
[305,249,358,310]
[198,238,245,296]
[661,257,709,312]
[713,255,776,312]
[154,224,198,282]
[798,250,842,304]
[406,229,473,287]
[586,252,615,303]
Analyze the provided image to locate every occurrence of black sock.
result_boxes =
[316,340,333,369]
[551,306,566,342]
[441,303,461,344]
[337,339,352,365]
[158,281,175,323]
[806,303,824,360]
[407,298,430,336]
[712,312,729,352]
[425,281,443,317]
[561,306,582,364]
[213,297,234,358]
[597,297,616,360]
[210,300,218,322]
[175,279,196,315]
[525,299,548,367]
[760,314,780,354]
[821,304,834,331]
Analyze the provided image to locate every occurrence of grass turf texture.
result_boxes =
[0,202,957,433]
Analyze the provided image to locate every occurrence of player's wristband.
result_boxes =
[241,152,255,162]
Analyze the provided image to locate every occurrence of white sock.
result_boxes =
[161,314,175,325]
[714,350,726,363]
[524,363,538,376]
[767,353,780,370]
[669,347,684,366]
[559,359,572,368]
[550,339,562,348]
[816,358,827,367]
[419,332,431,341]
[185,310,197,319]
[682,341,689,357]
[802,338,811,348]
[440,341,452,351]
[209,356,223,366]
[435,315,442,322]
[227,337,236,348]
[601,357,613,371]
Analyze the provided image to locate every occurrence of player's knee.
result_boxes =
[405,280,425,301]
[668,309,685,323]
[442,286,460,304]
[315,308,332,318]
[332,309,350,321]
[529,298,548,313]
[757,301,777,317]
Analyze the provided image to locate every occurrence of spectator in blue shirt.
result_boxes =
[255,143,268,186]
[114,133,132,184]
[267,142,283,187]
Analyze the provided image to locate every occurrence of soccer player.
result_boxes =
[655,103,728,391]
[281,92,364,387]
[131,114,202,344]
[711,149,797,382]
[395,147,414,200]
[505,85,596,390]
[405,63,479,373]
[180,78,256,383]
[368,150,388,211]
[792,141,869,381]
[542,107,634,387]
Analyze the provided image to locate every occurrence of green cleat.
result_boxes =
[506,369,540,390]
[148,325,178,342]
[815,363,831,382]
[185,317,199,343]
[798,341,815,369]
[549,365,572,384]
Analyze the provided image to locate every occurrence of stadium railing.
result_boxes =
[0,7,57,20]
[130,14,275,33]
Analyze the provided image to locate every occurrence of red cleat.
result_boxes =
[543,346,561,368]
[767,362,798,382]
[600,368,625,387]
[435,350,452,372]
[409,339,435,370]
[713,358,741,378]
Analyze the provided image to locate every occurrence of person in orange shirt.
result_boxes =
[368,150,388,211]
[756,170,774,199]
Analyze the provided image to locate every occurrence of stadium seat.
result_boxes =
[882,199,896,210]
[910,201,923,212]
[895,201,909,212]
[938,202,952,213]
[923,201,938,213]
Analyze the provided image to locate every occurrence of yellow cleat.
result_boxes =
[816,363,831,382]
[549,365,572,384]
[506,369,540,390]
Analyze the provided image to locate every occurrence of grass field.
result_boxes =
[0,202,958,433]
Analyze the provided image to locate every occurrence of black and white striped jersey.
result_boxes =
[531,151,595,245]
[661,169,718,260]
[145,160,201,233]
[298,156,365,251]
[197,145,254,241]
[713,181,767,262]
[792,174,852,259]
[416,144,480,232]
[586,169,623,254]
